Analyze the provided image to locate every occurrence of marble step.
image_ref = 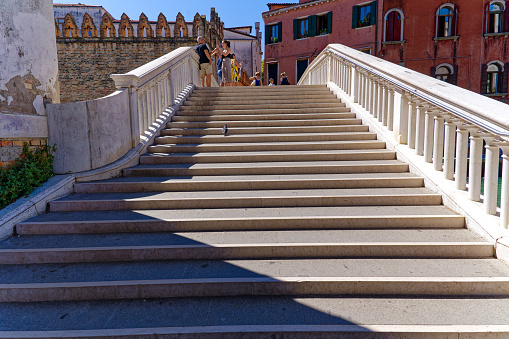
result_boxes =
[161,125,369,136]
[153,132,377,145]
[167,118,362,128]
[123,160,408,177]
[147,140,387,153]
[74,173,425,193]
[140,149,396,164]
[16,206,465,235]
[172,111,355,120]
[48,187,442,212]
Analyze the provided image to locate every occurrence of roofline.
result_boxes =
[263,0,335,18]
[224,28,257,39]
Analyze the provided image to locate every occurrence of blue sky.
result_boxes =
[54,0,270,36]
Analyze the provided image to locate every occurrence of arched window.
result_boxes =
[487,62,503,93]
[436,4,456,37]
[384,9,404,41]
[436,64,452,82]
[488,2,505,33]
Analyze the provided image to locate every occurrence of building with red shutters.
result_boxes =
[263,0,509,103]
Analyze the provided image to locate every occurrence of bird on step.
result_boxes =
[222,123,228,136]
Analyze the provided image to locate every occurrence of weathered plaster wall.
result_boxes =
[0,0,60,165]
[0,0,60,116]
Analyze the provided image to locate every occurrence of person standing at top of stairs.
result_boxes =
[195,36,213,87]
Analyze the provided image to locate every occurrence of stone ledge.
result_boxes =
[0,175,75,241]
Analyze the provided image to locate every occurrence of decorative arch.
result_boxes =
[156,13,169,37]
[119,13,134,38]
[81,13,98,38]
[175,12,189,37]
[100,13,116,37]
[193,13,203,38]
[384,8,404,41]
[435,3,458,37]
[62,13,79,38]
[137,13,153,38]
[55,18,61,38]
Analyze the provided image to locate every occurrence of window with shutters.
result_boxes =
[317,12,332,35]
[297,17,309,39]
[266,23,282,44]
[352,2,377,29]
[436,4,457,38]
[384,9,404,42]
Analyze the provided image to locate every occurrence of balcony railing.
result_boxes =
[299,44,509,233]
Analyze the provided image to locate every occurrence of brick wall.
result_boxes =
[57,37,196,103]
[0,139,47,167]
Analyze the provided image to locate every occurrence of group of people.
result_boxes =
[195,36,241,87]
[196,36,291,87]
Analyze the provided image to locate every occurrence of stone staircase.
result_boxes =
[1,85,509,337]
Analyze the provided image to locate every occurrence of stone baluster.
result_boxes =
[454,121,470,190]
[433,113,446,171]
[367,76,374,114]
[384,87,393,126]
[398,91,409,144]
[415,103,428,156]
[423,107,437,163]
[372,80,379,119]
[381,84,389,127]
[443,115,456,180]
[407,97,417,149]
[360,72,366,108]
[483,137,500,215]
[498,142,509,228]
[468,128,485,202]
[352,67,359,103]
[168,69,174,106]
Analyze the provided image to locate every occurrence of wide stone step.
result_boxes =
[2,297,508,335]
[74,173,425,193]
[2,259,509,301]
[167,118,362,128]
[0,242,492,265]
[184,98,341,106]
[154,132,377,145]
[161,125,369,136]
[48,188,442,212]
[194,85,327,93]
[123,160,408,176]
[172,111,355,120]
[147,140,387,153]
[187,93,337,101]
[16,206,464,235]
[140,150,396,164]
[0,229,484,249]
[179,102,346,111]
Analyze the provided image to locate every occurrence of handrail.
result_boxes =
[301,44,509,138]
[299,43,509,232]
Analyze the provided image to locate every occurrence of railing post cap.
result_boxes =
[110,74,140,89]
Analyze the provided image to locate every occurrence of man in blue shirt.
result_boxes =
[195,36,213,87]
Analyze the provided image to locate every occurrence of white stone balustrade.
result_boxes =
[299,43,509,233]
[111,47,218,145]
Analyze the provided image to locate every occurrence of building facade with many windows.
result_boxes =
[263,0,509,103]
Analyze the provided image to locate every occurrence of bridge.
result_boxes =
[1,45,509,337]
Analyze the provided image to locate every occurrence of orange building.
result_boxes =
[263,0,509,103]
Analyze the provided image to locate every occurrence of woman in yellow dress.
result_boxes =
[231,54,241,86]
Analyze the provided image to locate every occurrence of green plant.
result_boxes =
[0,143,56,210]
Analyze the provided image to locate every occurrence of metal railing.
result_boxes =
[300,44,509,229]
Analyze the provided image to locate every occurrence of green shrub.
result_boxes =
[0,143,56,210]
